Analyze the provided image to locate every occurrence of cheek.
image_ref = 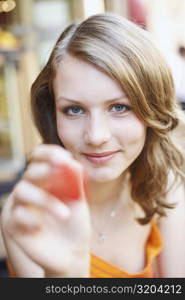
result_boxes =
[116,117,146,147]
[56,115,80,150]
[56,115,70,145]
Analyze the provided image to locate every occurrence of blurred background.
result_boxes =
[0,0,185,276]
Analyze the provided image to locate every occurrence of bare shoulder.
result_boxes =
[156,172,185,277]
[160,171,185,219]
[158,172,185,242]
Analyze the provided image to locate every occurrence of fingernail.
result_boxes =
[52,152,72,165]
[52,204,71,219]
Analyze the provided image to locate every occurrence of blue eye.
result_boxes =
[110,104,129,113]
[61,103,130,117]
[63,106,84,115]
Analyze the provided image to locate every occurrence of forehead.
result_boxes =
[53,54,126,103]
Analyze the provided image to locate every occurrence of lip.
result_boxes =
[82,151,120,164]
[82,151,119,157]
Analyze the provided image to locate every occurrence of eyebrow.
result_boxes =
[56,96,129,104]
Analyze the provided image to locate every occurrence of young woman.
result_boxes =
[1,13,185,278]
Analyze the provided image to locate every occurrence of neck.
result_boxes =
[86,171,131,210]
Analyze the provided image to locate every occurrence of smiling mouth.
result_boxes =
[82,151,120,164]
[83,151,120,157]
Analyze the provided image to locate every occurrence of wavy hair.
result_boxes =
[31,13,185,224]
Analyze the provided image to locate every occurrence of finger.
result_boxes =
[25,157,84,183]
[13,180,71,220]
[23,162,51,182]
[11,205,42,233]
[30,145,85,182]
[26,152,86,199]
[30,144,73,165]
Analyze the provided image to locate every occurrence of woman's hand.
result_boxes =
[1,145,91,277]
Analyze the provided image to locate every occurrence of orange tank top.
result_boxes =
[90,221,163,277]
[7,221,163,278]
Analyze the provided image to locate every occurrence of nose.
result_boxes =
[84,114,111,146]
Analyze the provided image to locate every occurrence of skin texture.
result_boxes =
[0,54,147,277]
[2,54,184,277]
[1,145,91,277]
[54,54,147,187]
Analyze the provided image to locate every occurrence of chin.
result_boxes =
[87,167,125,183]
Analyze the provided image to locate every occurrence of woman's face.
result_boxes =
[53,54,146,182]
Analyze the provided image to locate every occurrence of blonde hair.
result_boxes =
[31,13,185,224]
